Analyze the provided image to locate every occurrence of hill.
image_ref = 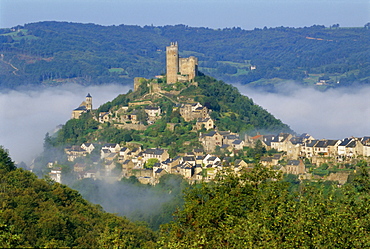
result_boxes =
[48,74,292,156]
[1,22,370,90]
[0,146,156,248]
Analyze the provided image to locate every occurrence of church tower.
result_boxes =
[85,93,92,111]
[166,42,179,84]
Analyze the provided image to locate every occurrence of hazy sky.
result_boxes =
[0,0,369,29]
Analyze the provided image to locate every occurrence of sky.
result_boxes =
[0,0,369,29]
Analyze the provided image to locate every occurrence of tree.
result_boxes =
[0,146,16,172]
[145,158,159,169]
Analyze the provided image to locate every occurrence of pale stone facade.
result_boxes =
[166,42,198,83]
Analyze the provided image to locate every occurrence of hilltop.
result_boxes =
[49,74,291,153]
[1,22,370,90]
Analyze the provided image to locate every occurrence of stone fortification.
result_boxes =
[166,42,198,84]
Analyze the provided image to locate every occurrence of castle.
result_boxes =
[166,42,198,84]
[134,42,199,92]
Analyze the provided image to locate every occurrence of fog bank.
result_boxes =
[0,84,131,164]
[235,82,370,139]
[1,82,369,164]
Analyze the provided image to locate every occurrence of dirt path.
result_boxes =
[0,54,19,75]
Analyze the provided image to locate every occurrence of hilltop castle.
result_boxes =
[166,42,198,84]
[134,42,199,91]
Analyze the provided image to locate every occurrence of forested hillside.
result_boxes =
[44,75,291,157]
[1,21,369,89]
[4,144,370,248]
[0,146,156,248]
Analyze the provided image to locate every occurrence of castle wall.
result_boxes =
[134,77,146,92]
[179,56,198,81]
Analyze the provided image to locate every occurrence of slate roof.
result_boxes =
[144,148,165,155]
[155,168,164,174]
[204,131,217,137]
[287,160,301,166]
[346,140,356,148]
[305,140,318,147]
[232,140,243,145]
[339,138,352,146]
[74,106,87,111]
[145,106,160,110]
[103,143,118,148]
[315,140,328,148]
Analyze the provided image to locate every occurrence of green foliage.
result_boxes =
[195,75,292,133]
[54,112,99,145]
[158,165,370,248]
[0,164,156,248]
[0,146,16,172]
[145,158,159,169]
[1,22,370,89]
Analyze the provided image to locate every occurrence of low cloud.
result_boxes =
[2,82,369,164]
[235,82,370,139]
[0,84,131,164]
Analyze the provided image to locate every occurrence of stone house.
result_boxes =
[81,143,95,154]
[362,137,370,157]
[65,146,88,161]
[144,106,161,123]
[337,138,362,158]
[180,103,208,122]
[73,163,86,172]
[232,140,245,150]
[182,156,196,166]
[179,163,194,178]
[313,140,340,157]
[49,167,62,183]
[196,117,214,130]
[121,159,135,177]
[102,143,121,153]
[119,147,130,159]
[203,154,221,166]
[302,140,318,158]
[142,148,169,163]
[286,137,303,159]
[245,134,263,147]
[270,133,293,152]
[83,169,97,180]
[261,135,277,150]
[200,130,223,153]
[260,154,282,167]
[99,112,110,123]
[282,160,305,175]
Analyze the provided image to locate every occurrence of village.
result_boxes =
[52,92,370,186]
[49,42,370,185]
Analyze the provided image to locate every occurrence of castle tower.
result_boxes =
[179,56,198,81]
[85,93,92,111]
[166,42,179,84]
